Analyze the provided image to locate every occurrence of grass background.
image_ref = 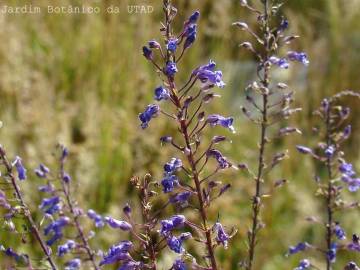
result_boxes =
[0,0,359,269]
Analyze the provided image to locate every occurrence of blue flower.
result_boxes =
[64,258,81,270]
[104,216,132,231]
[167,38,178,52]
[294,259,311,270]
[100,241,133,266]
[164,158,182,174]
[214,223,229,248]
[327,243,337,263]
[193,60,225,88]
[57,240,76,257]
[160,215,186,236]
[325,145,335,157]
[154,86,170,101]
[287,242,309,256]
[345,261,360,270]
[39,196,61,215]
[296,145,313,155]
[142,46,153,60]
[34,163,50,178]
[269,56,289,69]
[38,183,55,193]
[139,104,160,129]
[173,258,187,270]
[339,162,355,176]
[207,114,235,133]
[279,18,289,32]
[334,223,346,240]
[187,11,200,24]
[44,217,70,245]
[148,40,161,49]
[207,149,232,169]
[13,156,26,181]
[165,61,178,77]
[161,175,179,193]
[167,233,192,253]
[118,261,141,270]
[287,51,309,66]
[87,209,104,228]
[170,191,192,204]
[184,24,197,49]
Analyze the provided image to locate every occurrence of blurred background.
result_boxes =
[0,0,359,269]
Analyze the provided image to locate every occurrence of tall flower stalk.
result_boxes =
[291,91,360,270]
[233,0,308,268]
[139,0,235,268]
[0,145,58,270]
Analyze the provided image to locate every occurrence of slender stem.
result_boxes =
[325,107,333,270]
[59,159,99,270]
[0,147,57,270]
[247,1,271,269]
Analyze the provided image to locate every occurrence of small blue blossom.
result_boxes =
[327,242,337,263]
[38,183,55,193]
[161,174,179,193]
[34,164,50,178]
[13,156,26,181]
[339,162,355,176]
[173,258,187,270]
[170,191,192,204]
[345,261,360,270]
[64,258,81,270]
[139,104,160,129]
[167,38,178,52]
[279,18,289,32]
[294,259,311,270]
[57,240,76,257]
[104,216,132,231]
[269,56,289,69]
[287,242,309,256]
[148,40,161,49]
[214,222,229,248]
[287,51,309,66]
[296,145,313,155]
[142,46,153,60]
[160,215,186,236]
[39,196,61,215]
[187,11,200,25]
[184,24,197,49]
[325,145,335,157]
[165,61,178,77]
[207,114,235,133]
[193,60,225,88]
[164,158,182,174]
[44,217,70,245]
[118,261,141,270]
[334,223,346,240]
[207,149,232,169]
[87,209,105,228]
[100,241,133,266]
[167,232,192,253]
[154,86,170,101]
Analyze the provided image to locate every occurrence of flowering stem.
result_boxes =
[247,1,271,269]
[0,146,57,270]
[59,158,100,270]
[324,106,333,270]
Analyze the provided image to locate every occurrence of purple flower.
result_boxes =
[139,104,160,129]
[62,172,71,183]
[345,262,360,270]
[160,215,186,236]
[0,190,11,209]
[186,11,200,25]
[207,149,232,169]
[34,164,50,178]
[295,259,311,270]
[87,209,104,228]
[154,86,170,101]
[269,56,289,69]
[142,46,153,60]
[214,223,229,248]
[287,51,309,66]
[105,216,132,231]
[165,61,178,77]
[287,242,310,255]
[339,162,355,176]
[207,114,235,133]
[57,240,76,257]
[65,258,81,270]
[39,196,61,215]
[184,24,197,49]
[343,125,352,139]
[123,203,131,217]
[167,38,178,52]
[13,156,26,181]
[296,145,313,155]
[173,258,187,270]
[334,223,346,240]
[170,191,192,204]
[44,217,70,243]
[325,145,335,157]
[327,242,337,263]
[279,18,289,32]
[167,233,192,253]
[148,40,161,49]
[164,158,182,174]
[161,175,179,193]
[100,241,133,266]
[193,60,225,88]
